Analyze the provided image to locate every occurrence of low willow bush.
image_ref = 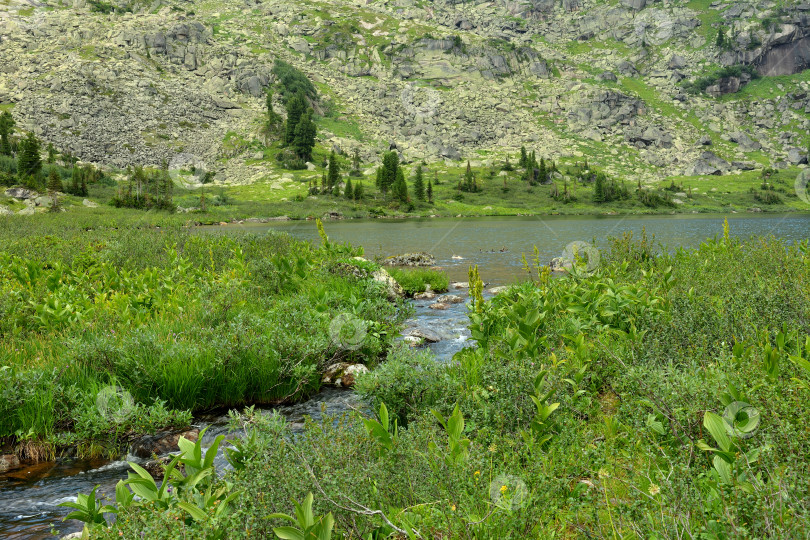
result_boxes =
[0,217,406,457]
[387,267,449,295]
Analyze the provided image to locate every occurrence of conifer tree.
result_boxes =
[47,168,63,192]
[519,146,527,168]
[539,158,547,184]
[0,111,14,156]
[393,167,408,203]
[70,166,80,195]
[344,177,353,199]
[328,150,340,194]
[427,178,433,203]
[17,132,42,179]
[354,181,364,201]
[321,172,327,194]
[378,151,399,199]
[284,92,306,145]
[413,164,425,201]
[47,143,56,164]
[464,160,475,192]
[292,110,316,162]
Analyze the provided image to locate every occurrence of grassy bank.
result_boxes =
[0,214,407,459]
[3,160,808,223]
[86,225,810,538]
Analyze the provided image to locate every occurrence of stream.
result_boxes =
[3,213,810,538]
[0,289,473,539]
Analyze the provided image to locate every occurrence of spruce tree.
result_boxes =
[354,181,364,201]
[379,151,399,199]
[80,173,88,197]
[594,172,605,203]
[427,178,433,203]
[716,28,725,48]
[292,110,316,162]
[328,150,340,194]
[464,160,474,192]
[539,158,547,184]
[321,172,327,194]
[284,92,306,145]
[47,169,63,192]
[394,167,408,203]
[17,132,42,179]
[375,167,383,193]
[0,111,14,156]
[47,143,56,164]
[413,164,425,201]
[70,166,80,195]
[344,177,353,199]
[519,146,527,168]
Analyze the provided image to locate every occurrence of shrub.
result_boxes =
[387,267,449,295]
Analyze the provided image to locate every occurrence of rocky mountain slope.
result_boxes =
[0,0,808,184]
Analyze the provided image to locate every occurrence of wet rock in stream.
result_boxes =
[130,429,199,459]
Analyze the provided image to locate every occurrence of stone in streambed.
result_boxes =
[414,291,436,300]
[322,363,369,388]
[131,429,199,459]
[429,302,450,310]
[0,454,20,472]
[403,327,442,343]
[383,252,436,267]
[436,294,463,304]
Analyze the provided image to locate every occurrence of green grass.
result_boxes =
[0,215,405,457]
[97,233,810,539]
[387,267,449,295]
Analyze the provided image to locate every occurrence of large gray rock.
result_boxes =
[403,327,442,343]
[729,132,762,152]
[787,147,808,165]
[706,74,751,97]
[5,188,37,200]
[686,151,731,176]
[668,55,687,69]
[621,0,646,10]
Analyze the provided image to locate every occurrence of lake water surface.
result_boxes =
[210,213,810,282]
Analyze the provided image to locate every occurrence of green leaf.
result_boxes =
[267,513,296,522]
[379,403,389,432]
[704,412,731,452]
[177,501,208,522]
[274,526,306,540]
[713,456,733,484]
[128,462,157,486]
